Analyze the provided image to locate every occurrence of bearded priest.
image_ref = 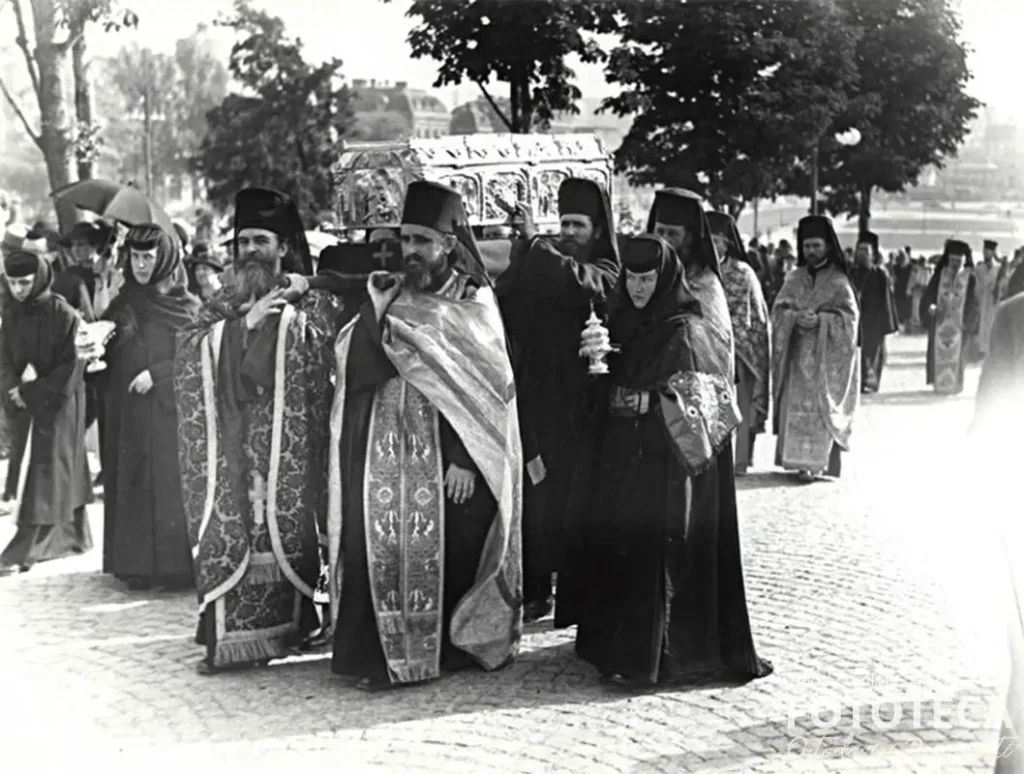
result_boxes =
[327,180,523,692]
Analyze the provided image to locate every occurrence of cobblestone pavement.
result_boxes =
[0,333,1012,773]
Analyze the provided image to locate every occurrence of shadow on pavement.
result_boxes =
[736,472,804,492]
[863,389,975,406]
[6,570,765,747]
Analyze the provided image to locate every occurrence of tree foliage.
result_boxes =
[384,0,618,132]
[195,1,354,222]
[604,0,858,217]
[605,0,979,224]
[809,0,981,228]
[99,29,228,197]
[0,0,137,225]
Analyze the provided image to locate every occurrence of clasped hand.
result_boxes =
[129,369,153,394]
[367,271,403,322]
[795,311,818,329]
[579,322,612,360]
[8,387,25,410]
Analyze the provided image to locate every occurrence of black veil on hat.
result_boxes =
[796,215,848,273]
[857,231,880,252]
[401,180,489,285]
[706,211,747,264]
[644,187,721,280]
[938,238,974,270]
[234,187,312,275]
[556,177,620,265]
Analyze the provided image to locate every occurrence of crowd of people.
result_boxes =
[0,179,1020,725]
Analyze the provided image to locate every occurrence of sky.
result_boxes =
[5,0,1023,120]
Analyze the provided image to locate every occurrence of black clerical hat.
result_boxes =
[858,231,879,250]
[945,239,971,257]
[234,187,311,274]
[706,210,745,263]
[984,239,998,250]
[401,180,467,235]
[646,188,703,230]
[557,178,604,223]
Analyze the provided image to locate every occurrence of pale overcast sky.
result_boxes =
[5,0,1021,118]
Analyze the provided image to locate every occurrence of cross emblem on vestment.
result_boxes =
[373,241,394,269]
[250,474,266,527]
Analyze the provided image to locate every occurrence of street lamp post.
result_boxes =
[810,128,862,215]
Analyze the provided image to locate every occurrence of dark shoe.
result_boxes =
[354,676,399,693]
[600,672,655,691]
[196,658,218,676]
[299,626,333,651]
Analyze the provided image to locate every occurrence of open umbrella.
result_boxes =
[51,179,176,237]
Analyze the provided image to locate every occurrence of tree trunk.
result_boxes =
[858,183,872,233]
[509,79,520,133]
[518,73,533,133]
[72,26,94,181]
[30,0,75,229]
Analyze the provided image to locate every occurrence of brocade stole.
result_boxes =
[178,305,318,666]
[328,282,523,683]
[933,267,971,394]
[721,257,771,430]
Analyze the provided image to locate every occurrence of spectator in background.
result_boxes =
[183,242,224,302]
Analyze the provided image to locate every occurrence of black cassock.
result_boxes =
[496,237,618,611]
[851,264,897,393]
[573,368,770,686]
[330,302,496,683]
[570,237,771,687]
[96,305,196,585]
[0,291,92,569]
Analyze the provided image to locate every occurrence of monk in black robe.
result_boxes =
[328,181,522,691]
[574,235,772,688]
[852,232,898,394]
[0,250,92,573]
[496,178,620,623]
[97,225,201,589]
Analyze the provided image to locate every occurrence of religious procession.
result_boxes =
[2,0,1023,771]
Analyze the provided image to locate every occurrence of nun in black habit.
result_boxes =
[574,235,773,689]
[0,250,92,573]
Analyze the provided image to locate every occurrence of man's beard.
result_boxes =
[558,238,593,260]
[231,258,278,303]
[403,254,446,290]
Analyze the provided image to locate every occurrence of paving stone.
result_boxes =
[0,335,1005,772]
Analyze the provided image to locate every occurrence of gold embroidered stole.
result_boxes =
[934,268,970,393]
[363,377,446,683]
